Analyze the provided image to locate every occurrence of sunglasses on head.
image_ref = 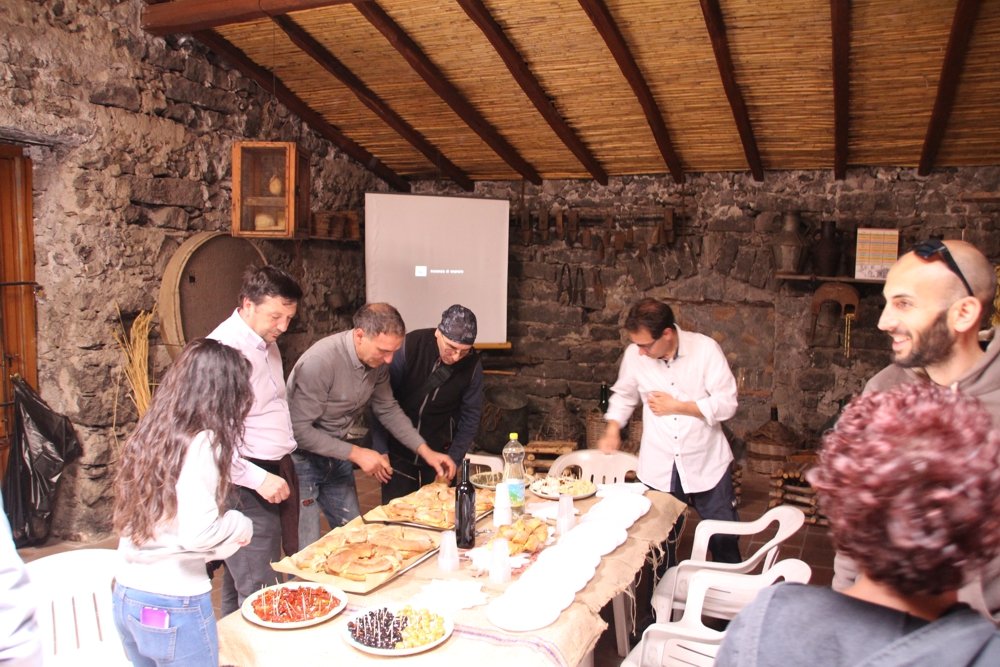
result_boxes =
[911,239,974,297]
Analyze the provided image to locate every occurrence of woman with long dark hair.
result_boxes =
[112,338,254,666]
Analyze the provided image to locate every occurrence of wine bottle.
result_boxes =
[599,383,610,413]
[455,459,476,548]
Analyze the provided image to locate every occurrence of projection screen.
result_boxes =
[365,193,509,344]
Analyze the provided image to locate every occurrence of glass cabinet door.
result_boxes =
[232,142,308,238]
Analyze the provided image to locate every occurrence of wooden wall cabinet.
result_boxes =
[232,141,310,238]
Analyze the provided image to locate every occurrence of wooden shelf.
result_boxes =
[775,272,884,285]
[243,195,285,207]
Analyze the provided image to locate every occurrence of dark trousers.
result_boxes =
[667,466,741,564]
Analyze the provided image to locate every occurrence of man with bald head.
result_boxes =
[833,238,1000,618]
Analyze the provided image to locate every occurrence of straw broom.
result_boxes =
[113,309,154,418]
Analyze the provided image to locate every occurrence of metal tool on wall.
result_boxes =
[556,263,588,307]
[538,207,549,242]
[566,209,579,244]
[590,267,604,307]
[809,282,860,356]
[519,207,532,245]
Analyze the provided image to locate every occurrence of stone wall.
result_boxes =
[413,168,1000,451]
[1,0,386,539]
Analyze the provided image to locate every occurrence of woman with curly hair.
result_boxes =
[112,338,254,666]
[717,383,1000,666]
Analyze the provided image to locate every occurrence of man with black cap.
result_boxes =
[371,304,484,503]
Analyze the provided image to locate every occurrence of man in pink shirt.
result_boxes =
[208,265,302,614]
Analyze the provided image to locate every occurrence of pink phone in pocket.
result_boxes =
[140,607,170,629]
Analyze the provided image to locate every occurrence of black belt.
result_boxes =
[247,457,282,476]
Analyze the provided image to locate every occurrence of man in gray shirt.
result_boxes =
[287,303,457,548]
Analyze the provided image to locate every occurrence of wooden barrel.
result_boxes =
[747,438,794,474]
[157,232,266,357]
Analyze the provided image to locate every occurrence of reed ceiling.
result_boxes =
[143,0,1000,191]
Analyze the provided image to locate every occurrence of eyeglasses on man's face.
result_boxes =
[633,335,662,352]
[911,239,974,297]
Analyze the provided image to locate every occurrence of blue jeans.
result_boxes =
[112,584,217,667]
[293,451,360,548]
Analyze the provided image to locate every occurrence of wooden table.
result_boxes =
[218,491,685,667]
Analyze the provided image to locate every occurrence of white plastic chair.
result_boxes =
[25,548,130,666]
[549,449,640,658]
[652,504,806,622]
[548,449,638,484]
[465,452,503,472]
[623,559,812,667]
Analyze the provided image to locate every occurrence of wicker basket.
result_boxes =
[585,411,606,449]
[585,410,641,453]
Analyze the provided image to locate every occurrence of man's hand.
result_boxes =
[648,391,702,418]
[418,445,456,481]
[596,421,622,454]
[350,446,393,483]
[256,472,290,503]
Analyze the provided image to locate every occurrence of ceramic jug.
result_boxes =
[772,212,806,273]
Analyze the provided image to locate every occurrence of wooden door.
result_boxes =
[0,145,38,474]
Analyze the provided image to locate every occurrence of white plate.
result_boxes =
[342,607,454,656]
[486,594,563,632]
[528,477,597,500]
[241,582,347,629]
[518,558,595,594]
[557,520,628,556]
[504,578,577,612]
[533,545,601,573]
[470,471,503,490]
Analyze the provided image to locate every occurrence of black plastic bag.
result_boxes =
[2,376,82,547]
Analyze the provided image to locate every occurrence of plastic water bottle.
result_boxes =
[502,432,526,518]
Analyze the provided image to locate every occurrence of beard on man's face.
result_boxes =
[893,309,956,368]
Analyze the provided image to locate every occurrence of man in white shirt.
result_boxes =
[208,265,302,614]
[598,297,741,563]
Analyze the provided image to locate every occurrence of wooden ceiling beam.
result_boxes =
[831,0,850,180]
[458,0,608,185]
[194,30,411,192]
[699,0,764,181]
[143,0,353,36]
[273,15,475,191]
[578,0,684,184]
[918,0,981,176]
[355,1,542,185]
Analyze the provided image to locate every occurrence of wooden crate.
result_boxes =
[524,440,576,476]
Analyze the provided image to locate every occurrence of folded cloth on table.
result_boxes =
[526,501,579,521]
[597,482,648,497]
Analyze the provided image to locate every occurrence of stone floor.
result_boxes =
[17,465,835,666]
